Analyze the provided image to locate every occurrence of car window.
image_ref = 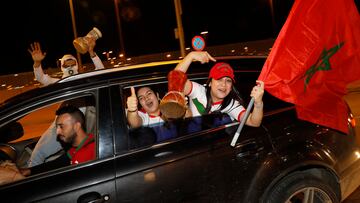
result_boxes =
[121,78,237,150]
[232,71,293,111]
[120,70,291,151]
[0,95,97,186]
[13,102,61,143]
[128,113,234,149]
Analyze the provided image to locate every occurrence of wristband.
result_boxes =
[128,109,138,113]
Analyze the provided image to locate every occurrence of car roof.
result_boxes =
[59,60,181,83]
[0,60,182,117]
[59,55,267,83]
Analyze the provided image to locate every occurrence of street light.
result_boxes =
[268,0,276,37]
[114,0,126,56]
[68,0,82,70]
[174,0,186,58]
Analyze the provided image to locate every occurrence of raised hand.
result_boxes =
[175,51,216,74]
[250,80,264,106]
[127,87,138,112]
[189,51,216,64]
[28,42,46,67]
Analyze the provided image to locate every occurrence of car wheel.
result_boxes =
[264,170,339,203]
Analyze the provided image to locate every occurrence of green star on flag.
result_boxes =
[303,42,344,91]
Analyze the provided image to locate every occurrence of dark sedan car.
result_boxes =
[0,56,359,203]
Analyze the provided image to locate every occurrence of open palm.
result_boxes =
[28,42,46,63]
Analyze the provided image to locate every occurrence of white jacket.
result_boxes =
[33,54,104,86]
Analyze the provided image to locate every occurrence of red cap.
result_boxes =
[209,62,235,82]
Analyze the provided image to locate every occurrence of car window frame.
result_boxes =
[0,91,100,181]
[114,75,242,153]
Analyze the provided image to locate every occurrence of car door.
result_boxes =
[111,81,272,202]
[0,87,117,203]
[113,115,272,202]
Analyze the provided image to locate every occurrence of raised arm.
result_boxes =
[87,37,105,70]
[28,42,59,86]
[174,51,216,95]
[28,42,46,68]
[127,87,143,128]
[246,80,264,127]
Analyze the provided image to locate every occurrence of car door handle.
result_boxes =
[78,192,110,203]
[154,151,173,158]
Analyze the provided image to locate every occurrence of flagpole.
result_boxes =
[230,97,254,147]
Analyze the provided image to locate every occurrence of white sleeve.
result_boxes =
[138,111,149,125]
[225,100,246,121]
[33,65,59,86]
[188,81,206,99]
[91,54,105,70]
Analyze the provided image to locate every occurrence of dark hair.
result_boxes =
[56,105,85,130]
[136,86,156,97]
[204,79,244,114]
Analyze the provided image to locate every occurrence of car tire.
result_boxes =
[264,170,340,203]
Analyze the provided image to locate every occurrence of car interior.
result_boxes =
[0,95,97,171]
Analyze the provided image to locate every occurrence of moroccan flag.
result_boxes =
[258,0,360,133]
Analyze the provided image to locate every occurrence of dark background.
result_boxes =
[1,0,357,75]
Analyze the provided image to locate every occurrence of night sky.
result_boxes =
[1,0,296,75]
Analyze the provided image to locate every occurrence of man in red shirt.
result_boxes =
[56,105,95,165]
[21,105,95,176]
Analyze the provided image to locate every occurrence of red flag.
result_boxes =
[258,0,360,133]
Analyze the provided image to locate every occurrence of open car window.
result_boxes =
[121,70,292,152]
[0,95,97,186]
[128,113,235,149]
[121,77,238,150]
